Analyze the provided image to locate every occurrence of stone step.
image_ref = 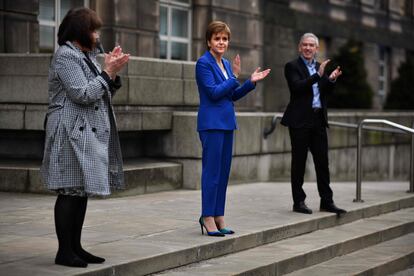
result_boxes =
[154,208,414,276]
[0,182,412,275]
[0,158,182,195]
[285,233,414,276]
[66,193,414,276]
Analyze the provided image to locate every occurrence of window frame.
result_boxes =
[38,0,90,52]
[159,0,192,61]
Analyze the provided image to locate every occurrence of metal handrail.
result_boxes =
[263,115,414,202]
[355,119,414,202]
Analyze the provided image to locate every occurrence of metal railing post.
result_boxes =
[354,121,364,202]
[410,126,414,193]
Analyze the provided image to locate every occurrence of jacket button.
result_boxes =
[92,127,97,132]
[79,127,84,131]
[95,106,99,110]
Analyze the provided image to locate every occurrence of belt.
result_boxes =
[313,108,322,113]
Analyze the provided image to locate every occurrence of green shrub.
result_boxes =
[326,39,373,109]
[384,55,414,110]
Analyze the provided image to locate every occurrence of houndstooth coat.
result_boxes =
[41,41,124,196]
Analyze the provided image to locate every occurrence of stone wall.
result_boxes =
[0,54,413,189]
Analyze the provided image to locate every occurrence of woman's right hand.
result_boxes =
[232,54,241,78]
[104,46,130,79]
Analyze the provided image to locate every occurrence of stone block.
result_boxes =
[127,57,163,77]
[234,113,262,155]
[0,76,48,104]
[157,112,200,158]
[28,170,48,193]
[25,105,47,130]
[183,80,199,106]
[230,155,260,184]
[162,61,182,78]
[111,76,129,105]
[0,104,24,129]
[0,168,28,192]
[0,54,51,75]
[142,111,172,130]
[182,62,196,79]
[261,113,289,153]
[128,77,183,105]
[115,161,182,196]
[268,153,290,181]
[115,110,143,131]
[174,158,202,190]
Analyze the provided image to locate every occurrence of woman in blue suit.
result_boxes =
[196,21,270,236]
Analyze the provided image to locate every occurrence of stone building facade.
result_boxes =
[1,0,414,110]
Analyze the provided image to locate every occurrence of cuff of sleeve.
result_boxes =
[100,71,112,86]
[112,75,122,90]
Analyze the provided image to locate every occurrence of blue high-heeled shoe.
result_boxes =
[199,217,225,237]
[219,228,235,235]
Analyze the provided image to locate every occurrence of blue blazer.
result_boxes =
[195,51,256,131]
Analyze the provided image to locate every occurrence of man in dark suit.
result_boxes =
[281,33,346,215]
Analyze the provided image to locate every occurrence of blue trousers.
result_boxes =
[199,130,234,217]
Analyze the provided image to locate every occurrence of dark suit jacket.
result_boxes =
[281,57,335,128]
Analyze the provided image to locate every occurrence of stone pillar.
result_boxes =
[0,0,39,53]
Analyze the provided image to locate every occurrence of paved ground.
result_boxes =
[0,181,413,275]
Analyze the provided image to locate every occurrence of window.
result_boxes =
[38,0,89,52]
[159,0,192,60]
[378,46,389,105]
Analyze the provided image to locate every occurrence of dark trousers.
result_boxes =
[288,112,333,205]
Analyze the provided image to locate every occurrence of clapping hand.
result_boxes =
[250,67,271,83]
[329,66,342,81]
[104,45,130,79]
[318,59,330,76]
[232,54,241,78]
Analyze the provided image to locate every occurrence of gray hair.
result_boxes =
[299,33,319,47]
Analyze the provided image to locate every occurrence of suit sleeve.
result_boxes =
[284,62,321,95]
[232,79,256,101]
[196,59,240,101]
[55,51,109,105]
[318,75,335,94]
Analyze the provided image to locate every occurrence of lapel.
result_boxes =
[297,57,310,78]
[206,51,227,81]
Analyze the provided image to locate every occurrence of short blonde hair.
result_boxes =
[205,21,231,49]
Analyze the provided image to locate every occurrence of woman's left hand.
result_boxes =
[250,67,271,83]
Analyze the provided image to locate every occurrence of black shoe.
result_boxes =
[55,251,88,268]
[320,202,347,215]
[293,202,313,214]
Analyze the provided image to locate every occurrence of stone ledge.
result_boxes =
[0,158,182,196]
[0,104,173,131]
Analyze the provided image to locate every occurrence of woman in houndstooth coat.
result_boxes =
[40,8,129,268]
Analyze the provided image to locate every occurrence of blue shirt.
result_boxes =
[300,56,321,108]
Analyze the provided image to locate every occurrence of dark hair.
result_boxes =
[205,21,231,49]
[57,7,102,49]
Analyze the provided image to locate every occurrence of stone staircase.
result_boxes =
[0,182,413,275]
[156,208,414,275]
[64,183,412,276]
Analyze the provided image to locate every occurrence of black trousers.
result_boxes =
[288,112,333,205]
